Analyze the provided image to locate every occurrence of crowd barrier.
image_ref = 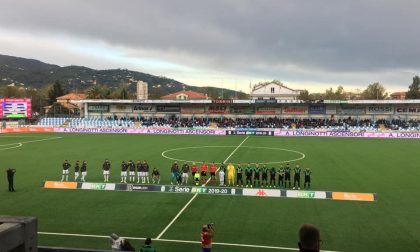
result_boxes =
[43,181,377,202]
[1,126,420,139]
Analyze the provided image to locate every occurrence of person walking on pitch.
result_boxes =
[304,168,312,189]
[253,163,261,187]
[269,166,277,188]
[245,163,253,187]
[194,171,201,186]
[226,163,235,186]
[219,168,225,186]
[6,168,16,192]
[284,163,291,188]
[152,168,160,184]
[171,162,179,185]
[236,162,243,187]
[136,160,142,183]
[200,161,208,184]
[74,160,80,181]
[81,160,87,182]
[102,159,111,182]
[143,160,150,184]
[61,160,71,182]
[210,162,217,184]
[182,162,190,185]
[120,161,128,183]
[128,160,135,182]
[278,165,285,188]
[191,162,197,184]
[293,164,302,190]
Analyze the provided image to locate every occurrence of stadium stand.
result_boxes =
[68,118,135,128]
[36,116,420,131]
[37,117,70,127]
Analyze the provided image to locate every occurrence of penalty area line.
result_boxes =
[37,232,341,252]
[155,136,250,240]
[0,137,62,151]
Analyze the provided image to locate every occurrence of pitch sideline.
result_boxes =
[37,231,341,252]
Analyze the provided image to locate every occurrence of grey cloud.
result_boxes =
[1,0,420,85]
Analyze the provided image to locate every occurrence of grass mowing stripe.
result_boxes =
[39,231,342,251]
[155,136,249,240]
[221,136,250,164]
[5,134,418,251]
[155,193,199,239]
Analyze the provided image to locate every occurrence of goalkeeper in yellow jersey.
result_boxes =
[226,163,235,186]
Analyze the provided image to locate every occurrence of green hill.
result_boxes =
[0,54,245,98]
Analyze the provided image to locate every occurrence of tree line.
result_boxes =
[0,80,137,115]
[1,76,419,115]
[297,76,420,101]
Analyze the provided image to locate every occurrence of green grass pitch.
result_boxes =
[1,133,420,252]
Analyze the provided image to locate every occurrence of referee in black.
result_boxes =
[6,168,16,192]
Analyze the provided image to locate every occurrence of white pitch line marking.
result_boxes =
[0,143,23,151]
[19,137,63,144]
[155,136,250,240]
[154,193,199,239]
[161,145,305,165]
[37,231,341,252]
[0,137,63,151]
[0,135,52,138]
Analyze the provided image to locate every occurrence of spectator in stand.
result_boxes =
[120,240,135,251]
[298,224,321,252]
[6,168,16,192]
[110,233,124,250]
[140,238,156,252]
[201,224,215,252]
[41,116,420,130]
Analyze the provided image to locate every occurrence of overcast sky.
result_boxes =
[1,0,419,93]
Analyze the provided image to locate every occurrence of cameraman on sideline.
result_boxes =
[201,223,214,252]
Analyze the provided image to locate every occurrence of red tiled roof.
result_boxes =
[43,102,79,110]
[56,93,87,100]
[390,92,406,96]
[161,90,207,100]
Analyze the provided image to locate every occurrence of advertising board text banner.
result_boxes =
[332,192,375,202]
[44,181,78,189]
[282,105,308,115]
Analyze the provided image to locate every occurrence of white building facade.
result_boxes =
[251,80,301,100]
[137,81,148,100]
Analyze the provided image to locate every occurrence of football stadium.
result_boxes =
[1,95,420,252]
[2,1,420,252]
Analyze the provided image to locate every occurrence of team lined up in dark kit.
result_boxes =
[60,159,312,189]
[172,161,312,189]
[60,159,160,184]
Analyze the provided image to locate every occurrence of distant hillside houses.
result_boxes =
[44,92,86,114]
[251,80,301,100]
[390,92,406,100]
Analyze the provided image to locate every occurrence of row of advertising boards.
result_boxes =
[2,127,420,139]
[44,181,376,202]
[87,104,420,115]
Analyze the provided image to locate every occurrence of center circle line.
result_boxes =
[161,146,305,165]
